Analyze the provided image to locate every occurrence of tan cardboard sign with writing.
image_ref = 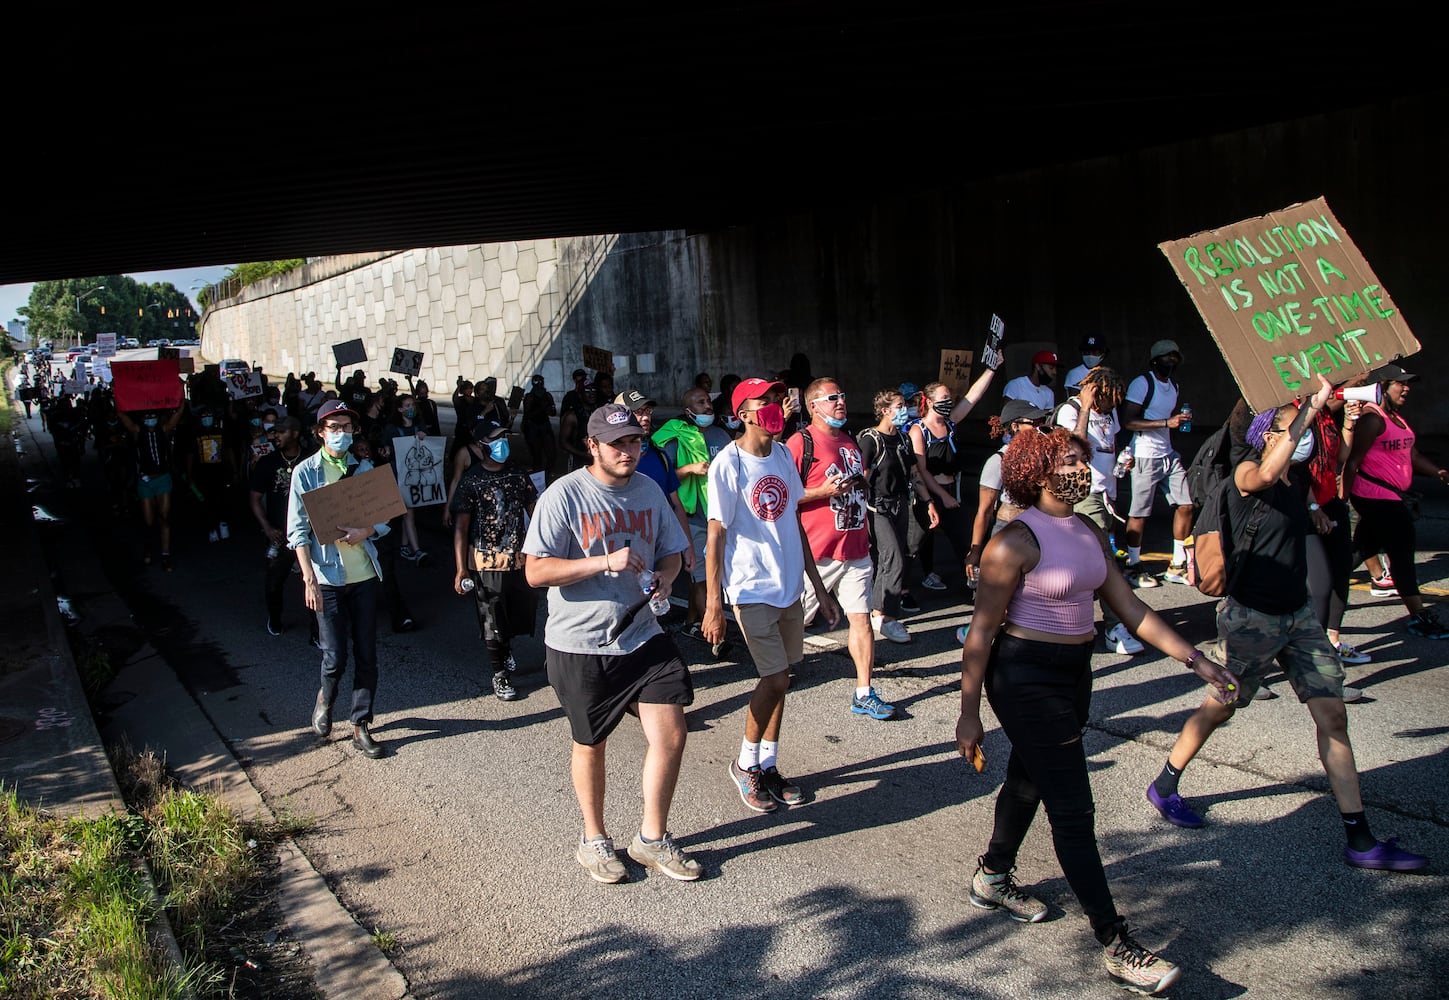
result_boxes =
[300,465,407,542]
[1158,197,1420,413]
[582,344,614,375]
[938,349,974,399]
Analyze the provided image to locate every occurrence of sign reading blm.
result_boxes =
[393,435,447,507]
[390,348,424,377]
[1158,197,1420,413]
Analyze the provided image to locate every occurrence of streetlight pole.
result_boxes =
[73,285,105,349]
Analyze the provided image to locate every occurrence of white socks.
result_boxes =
[738,740,760,771]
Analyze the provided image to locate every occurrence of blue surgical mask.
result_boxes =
[824,415,847,429]
[722,415,741,430]
[1291,433,1314,463]
[487,439,510,463]
[1082,354,1103,368]
[200,416,214,428]
[250,416,261,427]
[143,417,159,428]
[403,407,415,418]
[691,412,715,428]
[324,430,353,452]
[890,406,911,427]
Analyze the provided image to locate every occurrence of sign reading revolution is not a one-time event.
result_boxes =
[1158,197,1420,413]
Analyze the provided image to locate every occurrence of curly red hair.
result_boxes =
[1000,426,1092,505]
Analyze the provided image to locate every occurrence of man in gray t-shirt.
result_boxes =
[523,403,699,884]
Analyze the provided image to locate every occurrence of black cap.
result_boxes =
[1368,361,1420,384]
[316,399,359,423]
[472,418,509,441]
[616,387,654,411]
[586,403,644,443]
[1080,333,1107,351]
[1001,399,1053,425]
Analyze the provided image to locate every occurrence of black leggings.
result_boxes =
[983,634,1122,944]
[1305,496,1353,631]
[1350,495,1419,599]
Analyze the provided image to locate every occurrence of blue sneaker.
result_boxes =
[851,687,896,720]
[1344,837,1427,871]
[1146,782,1204,828]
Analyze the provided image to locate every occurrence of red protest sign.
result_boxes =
[110,360,184,412]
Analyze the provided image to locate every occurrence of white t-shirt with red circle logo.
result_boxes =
[707,441,807,608]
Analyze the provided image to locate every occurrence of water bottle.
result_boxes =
[640,572,671,616]
[266,541,281,559]
[460,577,476,594]
[1112,450,1132,479]
[1178,403,1193,434]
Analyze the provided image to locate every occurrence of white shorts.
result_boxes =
[800,555,873,624]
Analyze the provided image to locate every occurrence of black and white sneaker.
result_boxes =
[266,618,283,637]
[492,670,519,701]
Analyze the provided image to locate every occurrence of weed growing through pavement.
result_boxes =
[371,926,400,956]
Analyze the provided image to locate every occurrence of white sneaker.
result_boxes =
[1342,685,1363,703]
[872,617,910,644]
[1105,623,1145,655]
[921,572,947,591]
[218,521,230,540]
[208,530,219,543]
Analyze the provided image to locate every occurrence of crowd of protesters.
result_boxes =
[13,337,1445,997]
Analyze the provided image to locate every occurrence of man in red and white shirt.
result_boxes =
[788,377,896,721]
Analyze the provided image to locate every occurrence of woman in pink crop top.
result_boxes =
[1342,363,1449,638]
[954,425,1237,995]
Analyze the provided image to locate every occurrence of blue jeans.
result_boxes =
[317,578,380,725]
[984,633,1122,944]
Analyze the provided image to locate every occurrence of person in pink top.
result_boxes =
[955,424,1237,996]
[788,377,895,720]
[1342,362,1449,638]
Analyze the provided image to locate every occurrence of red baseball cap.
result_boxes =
[732,377,786,415]
[1031,350,1059,366]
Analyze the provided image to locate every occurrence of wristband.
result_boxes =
[1184,648,1205,669]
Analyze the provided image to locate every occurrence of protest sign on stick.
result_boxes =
[1159,197,1420,413]
[300,466,407,542]
[938,350,975,399]
[333,339,368,367]
[111,359,184,411]
[390,348,424,377]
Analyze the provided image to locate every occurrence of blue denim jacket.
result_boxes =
[286,452,390,585]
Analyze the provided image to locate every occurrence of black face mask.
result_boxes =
[1152,359,1178,379]
[1037,368,1055,387]
[932,399,954,416]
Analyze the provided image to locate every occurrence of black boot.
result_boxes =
[352,723,385,759]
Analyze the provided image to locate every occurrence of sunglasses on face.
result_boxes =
[811,392,846,404]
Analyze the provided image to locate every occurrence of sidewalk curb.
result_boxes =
[7,396,413,1000]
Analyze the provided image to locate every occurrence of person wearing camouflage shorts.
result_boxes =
[1147,386,1427,872]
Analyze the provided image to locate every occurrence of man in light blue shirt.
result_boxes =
[287,399,392,759]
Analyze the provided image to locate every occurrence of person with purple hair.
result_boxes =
[1148,374,1427,874]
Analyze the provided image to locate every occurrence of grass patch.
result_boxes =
[0,748,317,998]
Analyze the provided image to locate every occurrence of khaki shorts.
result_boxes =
[1128,452,1191,518]
[735,601,805,678]
[1213,596,1345,704]
[800,555,873,625]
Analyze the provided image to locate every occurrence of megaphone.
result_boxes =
[1335,384,1382,404]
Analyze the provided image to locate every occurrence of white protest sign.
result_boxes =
[393,435,448,507]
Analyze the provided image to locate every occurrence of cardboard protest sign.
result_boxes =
[63,379,86,396]
[393,434,448,507]
[92,359,112,383]
[300,465,407,542]
[582,344,614,375]
[95,333,117,358]
[938,349,975,399]
[1159,197,1420,413]
[225,370,264,400]
[333,339,368,367]
[390,348,424,377]
[111,359,184,411]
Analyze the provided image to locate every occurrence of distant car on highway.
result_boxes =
[219,358,251,377]
[122,337,141,349]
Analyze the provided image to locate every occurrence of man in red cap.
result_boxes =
[1002,350,1059,411]
[704,377,840,814]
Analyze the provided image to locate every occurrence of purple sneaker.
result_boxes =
[1146,783,1204,829]
[1344,838,1427,872]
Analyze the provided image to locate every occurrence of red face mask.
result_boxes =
[753,403,785,435]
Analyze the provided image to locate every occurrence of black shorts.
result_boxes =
[546,633,693,746]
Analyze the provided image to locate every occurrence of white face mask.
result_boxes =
[1291,433,1314,463]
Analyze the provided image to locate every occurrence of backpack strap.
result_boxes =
[797,426,816,481]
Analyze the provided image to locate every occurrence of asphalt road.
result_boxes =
[13,366,1449,1000]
